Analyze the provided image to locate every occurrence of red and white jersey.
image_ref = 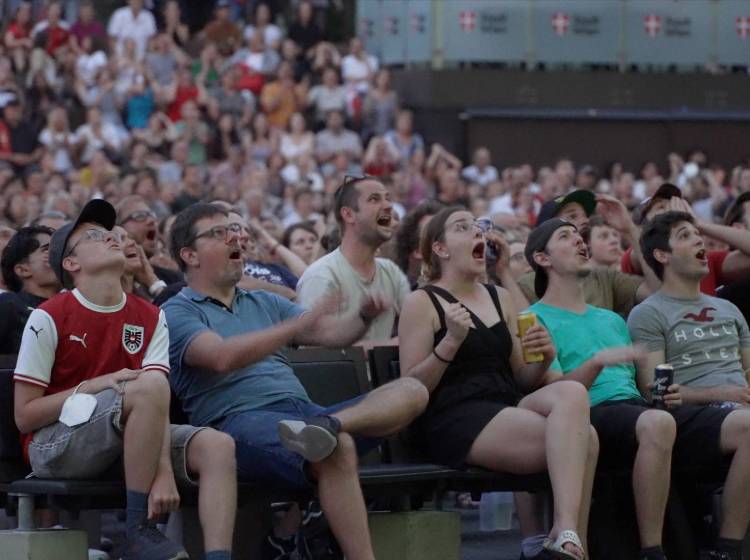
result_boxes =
[14,289,170,393]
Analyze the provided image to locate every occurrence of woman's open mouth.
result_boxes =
[146,230,157,241]
[472,241,485,260]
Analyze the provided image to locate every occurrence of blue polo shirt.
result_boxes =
[162,286,309,427]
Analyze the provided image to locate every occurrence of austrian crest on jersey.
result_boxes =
[122,324,144,354]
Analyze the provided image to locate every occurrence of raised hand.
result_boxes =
[359,290,392,323]
[520,324,556,362]
[444,303,472,344]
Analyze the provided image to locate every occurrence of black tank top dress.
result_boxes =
[413,284,522,468]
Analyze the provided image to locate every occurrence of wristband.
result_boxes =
[148,279,167,296]
[432,348,451,364]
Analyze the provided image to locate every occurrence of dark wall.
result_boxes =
[467,119,750,172]
[394,69,750,170]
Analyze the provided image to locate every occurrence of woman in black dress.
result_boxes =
[398,207,598,560]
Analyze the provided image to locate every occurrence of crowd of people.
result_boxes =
[2,1,750,560]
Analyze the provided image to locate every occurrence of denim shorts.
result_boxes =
[219,396,381,489]
[29,387,206,485]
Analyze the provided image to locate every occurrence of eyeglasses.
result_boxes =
[120,209,156,224]
[65,228,122,257]
[444,219,484,234]
[190,223,243,243]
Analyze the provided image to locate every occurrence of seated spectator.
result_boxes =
[171,164,206,213]
[280,113,314,163]
[163,202,427,560]
[394,200,444,287]
[145,33,184,88]
[362,136,399,180]
[211,145,252,198]
[70,1,105,49]
[161,0,190,49]
[107,0,156,60]
[14,199,238,560]
[282,187,322,229]
[463,147,499,189]
[174,100,210,166]
[341,37,378,93]
[133,112,176,158]
[208,67,255,125]
[74,106,122,165]
[623,183,750,297]
[297,177,410,345]
[631,211,750,404]
[362,69,399,139]
[383,109,424,168]
[260,61,306,130]
[314,110,362,172]
[0,95,43,174]
[4,1,33,74]
[628,211,750,560]
[201,0,242,56]
[529,217,750,560]
[38,106,77,175]
[115,194,182,286]
[74,34,108,88]
[0,225,14,291]
[0,225,60,353]
[586,215,623,269]
[248,111,279,165]
[243,2,283,51]
[227,33,280,93]
[287,1,322,58]
[115,225,160,301]
[306,66,347,127]
[30,1,70,58]
[717,192,750,321]
[164,66,209,124]
[518,190,652,315]
[398,207,596,560]
[282,221,322,266]
[75,67,127,140]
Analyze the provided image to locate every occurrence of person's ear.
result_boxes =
[179,246,199,269]
[432,241,449,259]
[340,206,355,225]
[532,251,550,268]
[62,254,80,276]
[653,248,669,266]
[13,262,32,281]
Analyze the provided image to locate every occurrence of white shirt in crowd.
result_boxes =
[462,164,499,188]
[107,6,157,60]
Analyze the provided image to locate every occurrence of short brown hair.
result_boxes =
[419,206,464,282]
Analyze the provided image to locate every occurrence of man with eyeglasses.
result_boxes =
[163,202,428,560]
[116,195,182,291]
[13,200,238,560]
[297,175,410,346]
[0,225,61,353]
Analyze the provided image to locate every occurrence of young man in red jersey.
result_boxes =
[13,200,237,560]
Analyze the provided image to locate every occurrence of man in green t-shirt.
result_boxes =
[527,217,750,560]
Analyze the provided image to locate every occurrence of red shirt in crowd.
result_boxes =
[620,246,729,295]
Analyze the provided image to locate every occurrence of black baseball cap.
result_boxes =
[49,199,117,288]
[636,183,682,224]
[524,218,577,298]
[536,189,596,226]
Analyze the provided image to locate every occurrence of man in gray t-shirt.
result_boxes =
[630,211,750,405]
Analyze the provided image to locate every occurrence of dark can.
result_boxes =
[652,364,674,409]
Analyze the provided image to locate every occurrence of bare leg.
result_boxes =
[121,372,170,492]
[332,377,428,438]
[186,429,237,553]
[517,380,591,554]
[632,410,675,548]
[718,409,750,539]
[514,493,546,538]
[577,427,599,555]
[310,433,374,560]
[466,382,591,558]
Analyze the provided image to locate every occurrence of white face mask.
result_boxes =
[58,382,97,427]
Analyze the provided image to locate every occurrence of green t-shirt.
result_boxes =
[528,301,642,406]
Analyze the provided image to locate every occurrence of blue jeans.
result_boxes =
[219,396,380,489]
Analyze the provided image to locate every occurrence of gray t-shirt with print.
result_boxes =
[627,291,750,388]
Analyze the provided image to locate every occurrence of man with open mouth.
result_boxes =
[296,175,411,347]
[629,211,750,560]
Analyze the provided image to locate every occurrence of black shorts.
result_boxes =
[590,398,733,470]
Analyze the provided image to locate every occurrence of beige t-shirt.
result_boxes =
[518,267,643,317]
[297,248,411,342]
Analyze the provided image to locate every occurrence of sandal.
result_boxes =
[542,529,585,560]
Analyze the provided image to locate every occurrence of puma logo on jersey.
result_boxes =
[683,307,716,323]
[29,325,43,338]
[69,333,87,348]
